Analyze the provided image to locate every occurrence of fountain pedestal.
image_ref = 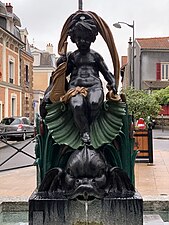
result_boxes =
[29,191,143,225]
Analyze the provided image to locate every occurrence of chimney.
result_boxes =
[46,43,53,54]
[6,3,13,13]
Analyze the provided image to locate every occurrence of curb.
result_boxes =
[154,137,169,140]
[0,201,28,213]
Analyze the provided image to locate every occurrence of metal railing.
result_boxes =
[0,131,36,172]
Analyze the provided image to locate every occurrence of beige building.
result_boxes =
[30,43,57,117]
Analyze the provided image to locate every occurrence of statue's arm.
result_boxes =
[95,53,117,94]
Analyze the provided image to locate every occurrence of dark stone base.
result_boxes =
[29,191,143,225]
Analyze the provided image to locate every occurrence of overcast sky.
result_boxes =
[2,0,169,69]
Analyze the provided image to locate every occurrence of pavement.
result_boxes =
[135,128,169,196]
[0,128,169,224]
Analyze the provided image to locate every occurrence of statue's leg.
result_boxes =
[87,88,104,124]
[69,94,90,142]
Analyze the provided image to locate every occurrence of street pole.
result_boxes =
[78,0,83,10]
[132,20,135,87]
[113,21,135,87]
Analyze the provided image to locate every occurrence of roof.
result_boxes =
[136,37,169,50]
[144,81,169,90]
[0,1,7,16]
[40,52,55,67]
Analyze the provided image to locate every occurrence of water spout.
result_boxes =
[85,200,88,225]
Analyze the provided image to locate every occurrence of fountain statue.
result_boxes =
[29,6,143,225]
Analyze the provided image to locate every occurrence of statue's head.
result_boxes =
[68,12,98,49]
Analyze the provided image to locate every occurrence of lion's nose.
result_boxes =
[82,178,88,184]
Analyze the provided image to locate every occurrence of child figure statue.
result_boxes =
[40,11,120,146]
[56,13,117,144]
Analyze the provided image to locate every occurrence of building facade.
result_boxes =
[134,37,169,90]
[121,36,169,91]
[30,43,57,118]
[0,2,34,122]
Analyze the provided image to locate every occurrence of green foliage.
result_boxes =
[152,86,169,105]
[123,87,161,122]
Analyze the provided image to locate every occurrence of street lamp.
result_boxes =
[113,21,135,87]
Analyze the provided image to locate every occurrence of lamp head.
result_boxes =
[113,23,121,29]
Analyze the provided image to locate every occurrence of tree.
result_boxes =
[123,87,161,123]
[152,86,169,105]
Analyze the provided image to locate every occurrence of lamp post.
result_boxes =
[113,21,135,87]
[78,0,83,10]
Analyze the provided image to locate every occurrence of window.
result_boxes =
[11,96,16,117]
[22,118,30,125]
[25,97,29,112]
[161,63,169,80]
[11,118,22,125]
[9,60,14,83]
[0,17,7,29]
[25,65,29,84]
[1,117,15,125]
[24,35,27,44]
[0,101,2,121]
[156,63,169,81]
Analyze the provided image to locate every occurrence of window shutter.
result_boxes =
[156,63,161,80]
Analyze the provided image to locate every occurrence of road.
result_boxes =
[153,138,169,151]
[0,138,35,171]
[153,129,169,151]
[0,129,168,172]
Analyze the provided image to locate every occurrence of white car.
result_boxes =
[3,117,34,141]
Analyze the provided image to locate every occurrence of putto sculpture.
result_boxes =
[37,10,135,200]
[29,8,143,225]
[56,13,117,144]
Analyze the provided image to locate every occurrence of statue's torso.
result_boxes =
[68,50,103,89]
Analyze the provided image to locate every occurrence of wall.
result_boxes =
[33,71,50,91]
[141,51,169,84]
[21,50,34,121]
[134,42,169,90]
[0,43,2,82]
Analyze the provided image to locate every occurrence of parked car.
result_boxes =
[0,117,15,134]
[3,117,34,141]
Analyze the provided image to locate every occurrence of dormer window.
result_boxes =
[0,16,7,29]
[24,35,27,44]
